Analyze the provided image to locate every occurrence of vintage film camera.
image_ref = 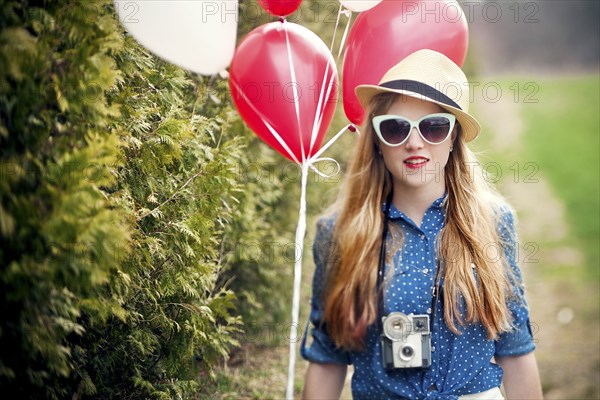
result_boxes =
[381,312,432,370]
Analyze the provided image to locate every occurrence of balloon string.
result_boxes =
[328,3,343,54]
[307,58,336,158]
[310,123,353,161]
[285,163,309,400]
[336,9,353,62]
[328,4,352,62]
[284,123,355,399]
[308,157,341,178]
[309,5,340,159]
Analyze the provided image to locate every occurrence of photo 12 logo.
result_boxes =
[396,1,540,24]
[429,81,540,105]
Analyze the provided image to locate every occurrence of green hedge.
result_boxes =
[0,1,295,398]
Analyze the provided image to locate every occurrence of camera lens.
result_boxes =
[383,313,411,340]
[400,345,414,360]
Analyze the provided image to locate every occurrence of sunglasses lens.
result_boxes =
[419,116,452,143]
[379,118,411,145]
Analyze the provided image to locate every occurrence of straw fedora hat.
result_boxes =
[355,49,481,142]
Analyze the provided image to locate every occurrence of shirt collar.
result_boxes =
[382,192,448,219]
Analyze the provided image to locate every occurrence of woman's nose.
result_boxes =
[404,127,425,150]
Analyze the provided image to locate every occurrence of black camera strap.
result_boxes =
[376,192,442,334]
[376,192,393,334]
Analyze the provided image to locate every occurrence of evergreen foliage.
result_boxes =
[1,0,295,398]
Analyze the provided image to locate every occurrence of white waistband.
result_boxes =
[459,387,504,400]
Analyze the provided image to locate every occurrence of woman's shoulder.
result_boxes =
[313,213,339,264]
[491,198,518,238]
[484,196,520,259]
[315,212,338,239]
[482,192,517,233]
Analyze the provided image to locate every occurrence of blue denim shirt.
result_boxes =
[301,195,535,399]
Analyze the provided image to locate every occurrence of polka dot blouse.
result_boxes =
[301,194,535,399]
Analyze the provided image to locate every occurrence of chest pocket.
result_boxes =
[390,251,407,276]
[390,238,437,277]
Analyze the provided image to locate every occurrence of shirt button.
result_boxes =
[423,268,429,274]
[432,346,436,352]
[427,308,432,314]
[420,234,426,240]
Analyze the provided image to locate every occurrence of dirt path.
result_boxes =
[476,93,599,399]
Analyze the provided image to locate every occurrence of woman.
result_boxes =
[301,50,542,399]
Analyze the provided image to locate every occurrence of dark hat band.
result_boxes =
[379,79,462,110]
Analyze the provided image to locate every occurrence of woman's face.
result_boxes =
[376,95,456,196]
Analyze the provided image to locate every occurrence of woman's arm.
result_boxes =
[496,352,543,399]
[302,362,347,400]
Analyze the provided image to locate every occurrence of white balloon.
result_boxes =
[339,0,382,12]
[113,0,238,75]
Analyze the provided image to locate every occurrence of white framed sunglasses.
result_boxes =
[372,113,456,147]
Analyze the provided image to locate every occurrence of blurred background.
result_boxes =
[467,3,599,398]
[1,0,597,399]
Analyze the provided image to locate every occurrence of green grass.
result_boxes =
[465,75,600,399]
[520,75,600,277]
[471,75,599,279]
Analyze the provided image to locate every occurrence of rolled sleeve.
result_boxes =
[300,216,352,365]
[494,207,536,357]
[495,310,536,356]
[301,321,352,365]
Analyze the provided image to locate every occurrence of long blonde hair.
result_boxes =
[323,93,515,350]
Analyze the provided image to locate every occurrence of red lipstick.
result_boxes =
[403,156,429,169]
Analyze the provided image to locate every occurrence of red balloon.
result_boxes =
[229,21,338,163]
[342,0,469,125]
[257,0,303,16]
